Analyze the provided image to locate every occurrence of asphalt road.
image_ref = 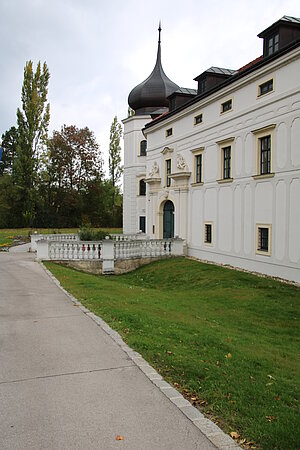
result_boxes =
[0,247,217,450]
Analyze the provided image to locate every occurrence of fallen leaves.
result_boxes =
[266,415,276,422]
[230,431,240,439]
[225,353,232,359]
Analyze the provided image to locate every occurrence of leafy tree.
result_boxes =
[49,125,103,191]
[14,61,50,225]
[0,126,18,176]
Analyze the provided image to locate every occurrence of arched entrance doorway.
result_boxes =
[163,200,174,238]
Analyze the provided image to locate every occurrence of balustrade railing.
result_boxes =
[31,233,78,252]
[111,233,148,241]
[48,241,102,260]
[114,239,172,259]
[36,235,184,273]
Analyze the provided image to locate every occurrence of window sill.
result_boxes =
[252,173,275,180]
[217,178,233,184]
[191,182,204,187]
[256,250,271,256]
[257,90,274,99]
[138,154,146,158]
[220,109,233,115]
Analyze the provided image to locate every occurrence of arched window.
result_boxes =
[140,140,147,156]
[139,179,146,196]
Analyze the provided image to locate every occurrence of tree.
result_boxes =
[108,116,123,225]
[109,116,123,187]
[14,61,50,225]
[0,126,18,176]
[47,125,104,226]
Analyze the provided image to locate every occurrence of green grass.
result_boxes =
[0,227,122,248]
[44,258,300,450]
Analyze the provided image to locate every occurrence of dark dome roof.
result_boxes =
[128,26,179,116]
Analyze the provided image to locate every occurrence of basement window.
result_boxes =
[166,128,173,137]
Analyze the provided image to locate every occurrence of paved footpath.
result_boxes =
[0,246,237,450]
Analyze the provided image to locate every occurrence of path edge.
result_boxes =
[39,261,240,450]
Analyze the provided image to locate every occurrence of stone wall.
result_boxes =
[51,255,177,275]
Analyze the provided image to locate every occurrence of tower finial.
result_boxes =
[158,21,161,44]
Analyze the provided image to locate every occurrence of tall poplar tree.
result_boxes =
[15,60,50,225]
[108,116,123,225]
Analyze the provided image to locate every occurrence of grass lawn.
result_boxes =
[0,228,122,248]
[45,258,300,450]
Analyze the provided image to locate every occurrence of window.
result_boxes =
[198,78,206,94]
[204,223,213,245]
[194,113,203,125]
[259,135,271,175]
[258,79,273,96]
[139,216,146,233]
[139,179,146,196]
[256,224,271,255]
[140,140,147,156]
[221,99,232,113]
[266,33,279,56]
[252,124,275,178]
[217,138,234,183]
[166,128,173,137]
[166,159,171,187]
[195,154,202,183]
[222,146,231,179]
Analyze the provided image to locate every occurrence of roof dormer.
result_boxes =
[258,16,300,58]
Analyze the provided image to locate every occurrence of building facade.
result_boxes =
[123,17,300,283]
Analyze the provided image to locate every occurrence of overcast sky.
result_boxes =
[1,0,299,173]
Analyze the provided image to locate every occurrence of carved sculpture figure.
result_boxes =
[176,153,188,171]
[149,161,159,177]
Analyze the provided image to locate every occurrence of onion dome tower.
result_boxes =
[128,23,179,117]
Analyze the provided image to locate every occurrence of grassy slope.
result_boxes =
[45,258,300,450]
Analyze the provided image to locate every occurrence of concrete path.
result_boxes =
[0,246,232,450]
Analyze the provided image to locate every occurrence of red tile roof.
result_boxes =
[239,55,263,72]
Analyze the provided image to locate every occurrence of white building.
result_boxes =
[123,16,300,283]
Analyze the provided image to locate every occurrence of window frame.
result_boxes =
[252,124,275,179]
[140,140,147,156]
[265,32,279,57]
[204,222,213,246]
[139,179,146,196]
[165,158,172,187]
[256,224,272,256]
[139,216,146,233]
[220,98,233,114]
[166,128,173,138]
[258,78,274,97]
[194,113,203,126]
[217,137,234,183]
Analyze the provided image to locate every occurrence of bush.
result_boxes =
[79,226,111,241]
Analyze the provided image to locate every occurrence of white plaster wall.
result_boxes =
[122,115,150,234]
[142,48,300,282]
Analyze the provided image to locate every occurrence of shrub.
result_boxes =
[79,225,111,241]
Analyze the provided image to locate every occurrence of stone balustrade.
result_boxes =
[114,239,174,259]
[36,236,184,274]
[111,232,148,241]
[31,233,78,251]
[48,241,102,260]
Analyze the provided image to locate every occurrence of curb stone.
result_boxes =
[39,261,240,450]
